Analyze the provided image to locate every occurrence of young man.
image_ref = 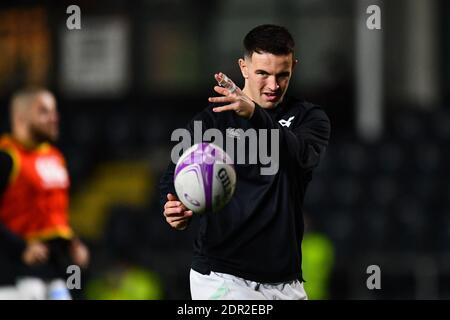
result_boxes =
[160,24,330,300]
[0,88,89,299]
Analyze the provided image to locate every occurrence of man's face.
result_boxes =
[239,52,296,109]
[28,92,59,143]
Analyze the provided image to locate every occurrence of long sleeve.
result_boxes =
[0,150,12,194]
[0,223,26,260]
[0,150,26,259]
[249,103,331,170]
[159,161,176,211]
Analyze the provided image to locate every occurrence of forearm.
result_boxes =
[0,222,26,260]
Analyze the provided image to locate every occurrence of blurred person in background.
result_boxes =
[0,88,89,300]
[301,214,335,300]
[161,24,330,300]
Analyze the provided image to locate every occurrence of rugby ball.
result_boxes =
[174,143,236,213]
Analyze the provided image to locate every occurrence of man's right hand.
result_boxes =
[163,193,193,230]
[22,241,48,266]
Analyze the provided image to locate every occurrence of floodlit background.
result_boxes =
[0,0,449,299]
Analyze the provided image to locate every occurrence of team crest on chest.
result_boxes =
[35,156,69,188]
[278,116,295,128]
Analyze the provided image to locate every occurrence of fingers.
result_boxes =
[166,210,193,224]
[167,211,193,230]
[23,242,49,265]
[164,193,193,230]
[214,73,226,84]
[208,86,237,104]
[215,73,238,93]
[209,72,245,113]
[164,200,181,209]
[165,194,183,212]
[33,251,47,264]
[34,242,48,257]
[71,242,90,268]
[167,193,178,201]
[164,198,189,217]
[34,243,49,263]
[164,206,186,216]
[214,85,232,96]
[211,85,241,97]
[164,199,183,210]
[208,95,235,104]
[212,102,240,113]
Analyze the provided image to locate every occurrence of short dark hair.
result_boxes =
[243,24,295,58]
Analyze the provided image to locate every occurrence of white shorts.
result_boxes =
[190,269,308,300]
[11,277,72,300]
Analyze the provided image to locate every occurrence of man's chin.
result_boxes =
[256,95,284,109]
[258,100,280,109]
[33,132,58,144]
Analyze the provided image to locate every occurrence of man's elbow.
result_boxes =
[299,144,326,170]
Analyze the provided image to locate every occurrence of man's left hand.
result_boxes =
[208,73,255,119]
[70,238,90,268]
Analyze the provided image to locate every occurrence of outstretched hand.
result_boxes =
[208,73,255,119]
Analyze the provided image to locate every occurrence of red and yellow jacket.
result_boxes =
[0,135,73,241]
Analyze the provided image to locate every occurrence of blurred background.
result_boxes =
[0,0,449,299]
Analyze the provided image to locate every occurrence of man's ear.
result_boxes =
[292,58,299,70]
[239,58,249,79]
[12,105,27,125]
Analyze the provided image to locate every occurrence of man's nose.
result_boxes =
[266,76,279,91]
[50,112,59,123]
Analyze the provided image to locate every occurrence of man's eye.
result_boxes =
[278,73,290,79]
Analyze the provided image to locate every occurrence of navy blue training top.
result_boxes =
[159,96,331,283]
